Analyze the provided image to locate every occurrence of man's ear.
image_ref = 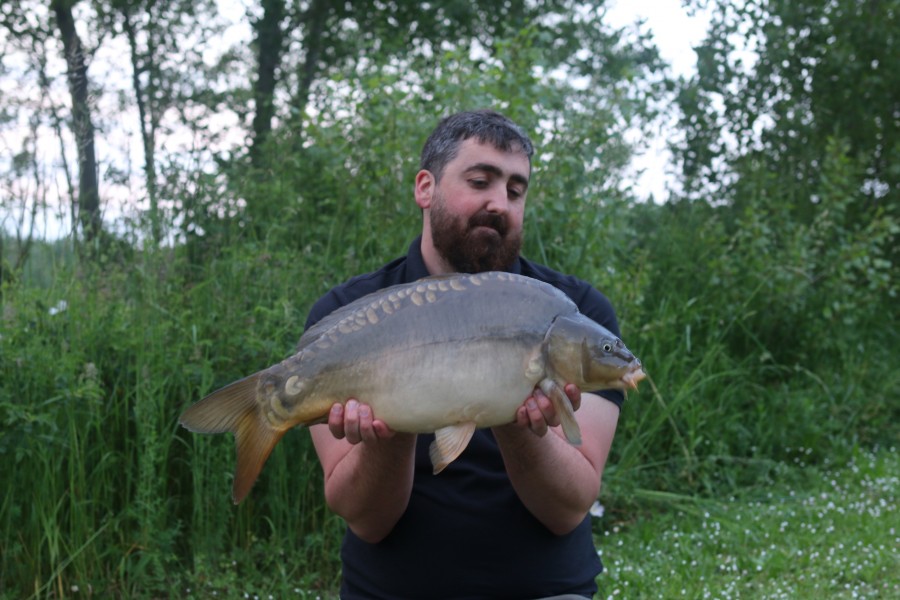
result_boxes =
[415,170,435,209]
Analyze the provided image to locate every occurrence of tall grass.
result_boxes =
[602,191,899,506]
[0,239,346,597]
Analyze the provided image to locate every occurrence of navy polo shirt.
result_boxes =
[304,237,623,599]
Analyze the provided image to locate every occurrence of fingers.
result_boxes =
[328,400,394,444]
[564,383,582,412]
[517,385,583,438]
[328,403,346,439]
[519,389,557,437]
[348,399,376,444]
[523,398,549,437]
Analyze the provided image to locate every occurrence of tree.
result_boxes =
[676,0,899,219]
[248,0,286,167]
[110,0,220,245]
[217,4,665,250]
[228,0,666,242]
[672,0,898,379]
[245,0,621,170]
[51,0,102,243]
[1,16,52,277]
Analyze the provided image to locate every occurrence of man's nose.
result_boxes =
[484,187,509,214]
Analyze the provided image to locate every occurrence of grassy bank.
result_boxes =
[596,446,899,599]
[151,447,900,599]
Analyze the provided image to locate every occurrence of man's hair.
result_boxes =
[419,110,534,181]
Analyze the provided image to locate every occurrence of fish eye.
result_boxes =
[602,343,612,352]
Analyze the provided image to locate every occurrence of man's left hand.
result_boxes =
[512,383,582,438]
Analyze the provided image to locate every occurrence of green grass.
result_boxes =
[115,447,900,599]
[594,446,900,599]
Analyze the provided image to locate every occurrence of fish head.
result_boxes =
[545,314,646,391]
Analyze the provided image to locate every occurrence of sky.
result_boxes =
[607,1,711,79]
[604,1,712,201]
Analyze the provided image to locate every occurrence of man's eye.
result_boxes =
[508,188,523,199]
[470,179,488,188]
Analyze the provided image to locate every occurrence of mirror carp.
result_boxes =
[180,271,645,503]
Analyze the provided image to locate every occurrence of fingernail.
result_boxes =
[527,399,538,410]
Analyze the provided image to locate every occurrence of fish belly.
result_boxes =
[312,338,544,433]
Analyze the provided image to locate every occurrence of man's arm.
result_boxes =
[309,400,417,544]
[491,386,620,536]
[312,386,618,541]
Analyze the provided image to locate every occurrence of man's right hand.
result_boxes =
[312,400,416,542]
[328,399,397,444]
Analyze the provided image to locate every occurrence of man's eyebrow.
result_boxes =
[464,163,530,188]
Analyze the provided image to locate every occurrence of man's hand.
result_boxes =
[327,399,396,444]
[510,383,582,438]
[313,399,415,543]
[494,390,619,535]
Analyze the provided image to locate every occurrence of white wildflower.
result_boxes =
[49,300,68,316]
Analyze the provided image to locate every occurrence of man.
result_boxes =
[305,110,624,598]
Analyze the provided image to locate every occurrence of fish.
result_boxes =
[179,271,645,503]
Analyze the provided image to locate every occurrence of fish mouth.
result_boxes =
[621,366,646,390]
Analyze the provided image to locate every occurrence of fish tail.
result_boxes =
[180,374,285,504]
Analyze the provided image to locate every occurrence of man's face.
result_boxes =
[428,139,530,273]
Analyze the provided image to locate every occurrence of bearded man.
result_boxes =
[305,110,626,599]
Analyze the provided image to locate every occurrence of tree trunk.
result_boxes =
[249,0,286,168]
[293,0,329,119]
[123,8,161,244]
[51,0,101,243]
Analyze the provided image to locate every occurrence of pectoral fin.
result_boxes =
[429,422,477,474]
[539,378,582,446]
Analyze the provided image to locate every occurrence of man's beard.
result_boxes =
[429,193,522,273]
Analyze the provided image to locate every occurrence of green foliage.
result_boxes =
[227,20,662,268]
[4,170,896,595]
[678,0,899,211]
[602,137,899,498]
[648,0,900,502]
[0,243,343,597]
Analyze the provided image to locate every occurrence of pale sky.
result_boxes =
[605,1,711,201]
[607,0,710,79]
